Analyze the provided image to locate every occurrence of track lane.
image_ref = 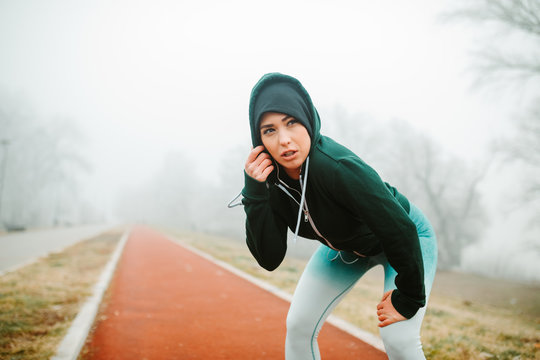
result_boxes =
[81,226,387,359]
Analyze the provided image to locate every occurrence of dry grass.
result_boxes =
[0,229,122,360]
[169,230,540,360]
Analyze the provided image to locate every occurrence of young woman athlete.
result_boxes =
[239,73,437,359]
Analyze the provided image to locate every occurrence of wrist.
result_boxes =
[390,290,422,319]
[242,170,269,200]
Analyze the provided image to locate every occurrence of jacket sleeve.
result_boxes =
[241,171,288,271]
[333,158,425,318]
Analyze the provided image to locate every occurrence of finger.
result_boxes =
[378,318,394,328]
[258,156,273,167]
[259,158,273,170]
[246,146,265,164]
[251,159,274,181]
[261,164,274,179]
[251,150,271,169]
[246,146,259,164]
[381,290,392,301]
[249,158,271,177]
[376,302,384,310]
[246,151,270,176]
[257,157,272,169]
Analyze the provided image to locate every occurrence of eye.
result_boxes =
[287,118,299,126]
[261,127,275,135]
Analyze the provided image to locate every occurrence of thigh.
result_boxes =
[288,245,376,325]
[382,202,438,297]
[377,205,437,358]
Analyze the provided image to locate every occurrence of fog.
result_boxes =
[1,0,539,283]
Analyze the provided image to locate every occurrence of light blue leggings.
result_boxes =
[285,203,438,360]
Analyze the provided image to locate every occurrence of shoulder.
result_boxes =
[312,136,354,163]
[307,136,367,189]
[310,135,370,173]
[310,136,385,188]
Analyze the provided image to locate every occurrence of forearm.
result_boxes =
[242,172,288,271]
[244,203,287,271]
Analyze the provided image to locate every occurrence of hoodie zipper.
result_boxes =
[275,166,340,251]
[303,198,366,257]
[276,164,366,257]
[301,197,339,251]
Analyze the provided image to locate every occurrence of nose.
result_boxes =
[278,130,291,145]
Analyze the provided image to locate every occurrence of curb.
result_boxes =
[167,234,386,353]
[51,228,131,360]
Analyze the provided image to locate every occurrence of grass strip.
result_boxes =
[0,229,122,360]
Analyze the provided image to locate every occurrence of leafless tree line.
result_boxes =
[0,94,98,230]
[445,0,540,233]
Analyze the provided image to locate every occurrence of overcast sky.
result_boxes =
[2,0,540,282]
[0,0,530,212]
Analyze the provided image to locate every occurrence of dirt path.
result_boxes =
[81,226,387,359]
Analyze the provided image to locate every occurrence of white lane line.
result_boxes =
[51,228,131,360]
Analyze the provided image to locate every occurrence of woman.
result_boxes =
[240,73,437,359]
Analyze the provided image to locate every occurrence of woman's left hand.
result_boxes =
[376,290,406,328]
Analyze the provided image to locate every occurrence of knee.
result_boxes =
[286,307,315,340]
[380,324,422,358]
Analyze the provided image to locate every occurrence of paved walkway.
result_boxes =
[0,224,113,273]
[81,227,387,359]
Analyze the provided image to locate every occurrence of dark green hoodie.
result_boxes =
[242,72,425,319]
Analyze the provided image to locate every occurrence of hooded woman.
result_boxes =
[240,73,437,359]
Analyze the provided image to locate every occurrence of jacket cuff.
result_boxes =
[391,289,423,319]
[242,171,269,200]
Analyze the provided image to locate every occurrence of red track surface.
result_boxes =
[82,227,387,359]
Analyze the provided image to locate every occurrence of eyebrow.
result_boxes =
[260,115,294,130]
[281,115,293,122]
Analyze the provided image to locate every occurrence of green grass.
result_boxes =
[168,229,540,360]
[0,230,122,360]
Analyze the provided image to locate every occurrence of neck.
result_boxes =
[285,167,301,180]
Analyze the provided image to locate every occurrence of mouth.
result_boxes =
[281,150,297,159]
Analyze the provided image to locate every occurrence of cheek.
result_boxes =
[296,128,311,150]
[261,137,278,157]
[304,136,311,150]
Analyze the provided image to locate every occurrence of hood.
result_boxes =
[248,72,322,153]
[248,73,320,244]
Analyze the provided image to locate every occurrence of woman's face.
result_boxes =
[259,112,311,180]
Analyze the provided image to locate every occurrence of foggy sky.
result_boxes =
[1,0,517,191]
[1,0,538,281]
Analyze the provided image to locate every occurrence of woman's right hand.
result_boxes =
[245,146,274,182]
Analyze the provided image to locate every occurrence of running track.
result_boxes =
[81,227,387,359]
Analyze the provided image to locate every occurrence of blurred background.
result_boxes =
[1,0,538,283]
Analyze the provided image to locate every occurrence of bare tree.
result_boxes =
[443,0,540,85]
[0,93,91,228]
[323,105,386,166]
[497,101,540,170]
[495,101,540,224]
[444,0,540,231]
